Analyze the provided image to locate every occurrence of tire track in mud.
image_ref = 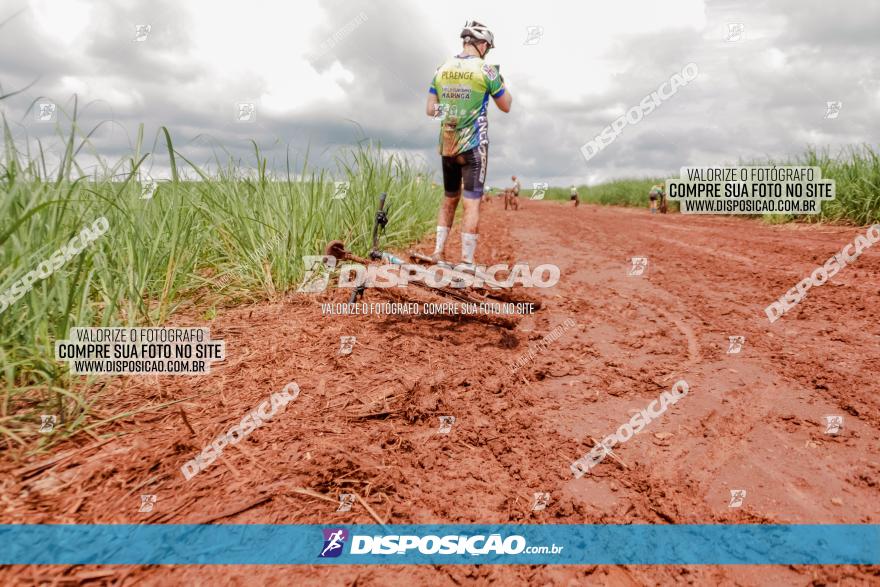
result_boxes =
[506,201,880,584]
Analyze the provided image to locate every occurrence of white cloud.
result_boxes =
[28,0,93,47]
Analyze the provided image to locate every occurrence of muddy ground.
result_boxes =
[2,197,879,585]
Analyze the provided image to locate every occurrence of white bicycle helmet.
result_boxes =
[460,20,495,48]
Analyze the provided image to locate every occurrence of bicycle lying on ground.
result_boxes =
[322,193,541,328]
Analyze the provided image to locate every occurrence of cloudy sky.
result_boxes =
[1,0,877,187]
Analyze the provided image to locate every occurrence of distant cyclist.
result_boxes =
[426,20,512,266]
[505,175,520,211]
[570,185,580,207]
[649,184,666,214]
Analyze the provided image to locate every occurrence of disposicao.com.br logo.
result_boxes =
[298,256,560,292]
[318,528,563,558]
[319,528,349,558]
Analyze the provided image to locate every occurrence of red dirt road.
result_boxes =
[2,199,879,585]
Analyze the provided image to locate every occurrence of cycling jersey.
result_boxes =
[429,55,505,157]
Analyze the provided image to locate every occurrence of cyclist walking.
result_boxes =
[504,175,520,211]
[426,20,512,266]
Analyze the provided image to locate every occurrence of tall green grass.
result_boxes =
[0,103,439,453]
[755,145,880,225]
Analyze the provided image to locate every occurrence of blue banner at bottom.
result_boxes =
[0,524,877,565]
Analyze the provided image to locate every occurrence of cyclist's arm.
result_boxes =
[483,64,511,113]
[494,90,512,113]
[426,70,440,117]
[426,92,439,117]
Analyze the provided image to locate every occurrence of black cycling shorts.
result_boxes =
[442,146,487,200]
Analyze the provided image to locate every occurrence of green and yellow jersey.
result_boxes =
[429,55,505,157]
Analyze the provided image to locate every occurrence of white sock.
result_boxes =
[461,232,478,264]
[433,226,450,256]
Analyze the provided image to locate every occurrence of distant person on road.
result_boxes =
[426,20,512,267]
[503,187,518,211]
[504,175,520,211]
[649,184,666,214]
[570,185,580,207]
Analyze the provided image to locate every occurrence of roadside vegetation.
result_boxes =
[756,145,880,225]
[0,102,438,453]
[529,145,879,224]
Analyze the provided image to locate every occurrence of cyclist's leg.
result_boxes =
[435,155,463,259]
[459,145,487,264]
